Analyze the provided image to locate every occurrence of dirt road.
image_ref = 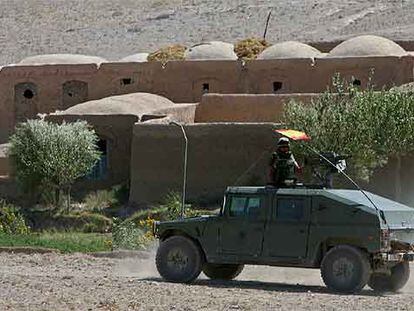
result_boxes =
[0,252,413,310]
[1,0,414,65]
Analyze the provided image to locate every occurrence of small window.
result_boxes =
[121,78,133,86]
[273,81,283,93]
[229,197,246,217]
[277,199,304,221]
[23,89,34,99]
[352,79,361,86]
[202,83,210,93]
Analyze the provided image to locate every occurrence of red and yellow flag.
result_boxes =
[275,129,311,141]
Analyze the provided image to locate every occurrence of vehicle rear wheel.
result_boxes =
[368,261,410,292]
[156,236,203,283]
[202,263,244,280]
[320,245,370,293]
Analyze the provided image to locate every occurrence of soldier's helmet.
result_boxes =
[277,137,290,147]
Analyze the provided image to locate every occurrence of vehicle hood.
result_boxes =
[325,190,414,230]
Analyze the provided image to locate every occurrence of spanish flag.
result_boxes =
[275,129,311,141]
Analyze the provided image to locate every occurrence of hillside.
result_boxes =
[0,0,413,65]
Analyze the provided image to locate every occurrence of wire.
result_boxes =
[303,143,387,225]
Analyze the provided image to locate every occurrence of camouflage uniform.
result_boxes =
[269,137,300,187]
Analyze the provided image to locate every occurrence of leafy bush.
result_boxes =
[0,200,30,234]
[284,74,414,183]
[83,190,118,212]
[82,184,129,213]
[9,120,101,207]
[112,218,146,250]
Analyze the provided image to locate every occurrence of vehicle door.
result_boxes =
[219,194,266,257]
[263,195,311,259]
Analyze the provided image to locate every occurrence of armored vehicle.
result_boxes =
[153,186,414,293]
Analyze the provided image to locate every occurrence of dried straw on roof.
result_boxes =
[147,45,186,63]
[234,38,270,60]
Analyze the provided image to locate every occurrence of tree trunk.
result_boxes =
[395,155,402,202]
[66,186,71,213]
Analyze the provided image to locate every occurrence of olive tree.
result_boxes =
[9,120,101,208]
[284,75,414,199]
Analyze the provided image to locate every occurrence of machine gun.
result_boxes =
[305,152,349,188]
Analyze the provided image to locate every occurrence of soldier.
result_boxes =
[269,137,301,187]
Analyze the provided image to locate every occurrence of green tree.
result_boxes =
[284,75,414,199]
[9,120,101,209]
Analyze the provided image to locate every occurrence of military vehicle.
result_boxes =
[153,186,414,293]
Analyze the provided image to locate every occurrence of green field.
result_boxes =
[0,232,112,253]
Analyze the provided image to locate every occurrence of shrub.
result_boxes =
[0,200,30,235]
[284,74,414,196]
[112,218,146,250]
[26,211,112,233]
[9,120,101,208]
[82,184,129,213]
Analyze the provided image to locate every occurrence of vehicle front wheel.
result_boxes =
[202,263,244,280]
[156,236,203,283]
[368,261,410,292]
[320,245,370,293]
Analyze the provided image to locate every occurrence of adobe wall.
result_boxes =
[129,122,414,207]
[195,93,317,123]
[129,123,277,206]
[0,157,9,176]
[46,114,138,187]
[0,56,413,143]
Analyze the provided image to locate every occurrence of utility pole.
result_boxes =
[169,121,188,219]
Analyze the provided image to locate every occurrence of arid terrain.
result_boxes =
[1,0,414,65]
[1,251,414,310]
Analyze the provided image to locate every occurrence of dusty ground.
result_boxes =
[1,252,414,310]
[1,0,414,65]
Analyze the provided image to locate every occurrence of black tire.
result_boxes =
[156,235,203,283]
[321,245,371,293]
[368,261,410,292]
[202,263,244,280]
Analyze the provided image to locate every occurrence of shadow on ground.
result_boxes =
[141,277,388,297]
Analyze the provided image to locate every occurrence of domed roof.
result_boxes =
[328,35,406,57]
[19,54,107,65]
[56,93,174,117]
[257,41,322,59]
[118,53,149,63]
[185,41,237,60]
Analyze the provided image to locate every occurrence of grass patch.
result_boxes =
[0,232,111,253]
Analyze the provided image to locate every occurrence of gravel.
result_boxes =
[1,0,414,65]
[1,252,414,310]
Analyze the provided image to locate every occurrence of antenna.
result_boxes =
[263,10,272,40]
[303,143,387,225]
